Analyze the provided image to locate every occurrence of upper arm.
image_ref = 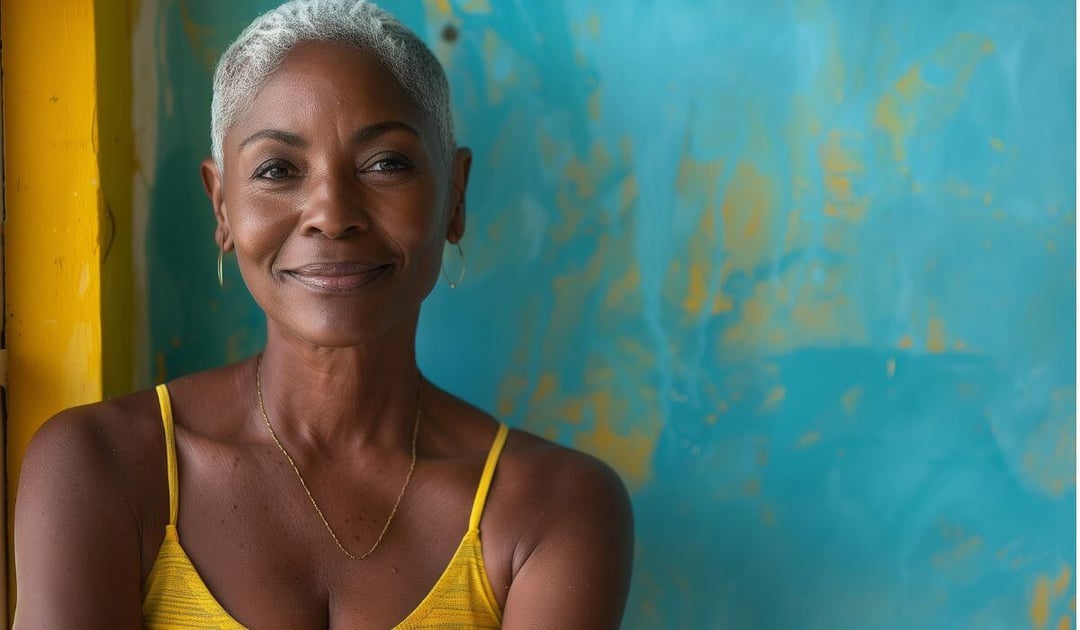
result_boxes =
[500,453,634,630]
[13,409,145,629]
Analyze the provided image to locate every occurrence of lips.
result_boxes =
[283,262,390,293]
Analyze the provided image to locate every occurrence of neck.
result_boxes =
[254,319,423,454]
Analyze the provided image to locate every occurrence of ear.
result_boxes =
[446,147,472,244]
[201,157,233,252]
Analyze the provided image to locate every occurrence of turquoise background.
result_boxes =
[140,1,1076,627]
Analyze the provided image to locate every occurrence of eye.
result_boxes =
[252,159,295,180]
[362,154,414,174]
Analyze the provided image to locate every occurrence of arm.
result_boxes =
[501,454,634,630]
[13,409,145,629]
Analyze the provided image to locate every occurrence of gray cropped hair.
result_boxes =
[210,0,455,172]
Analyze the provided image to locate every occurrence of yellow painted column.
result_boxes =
[1,0,134,613]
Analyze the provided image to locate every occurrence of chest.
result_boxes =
[146,445,508,628]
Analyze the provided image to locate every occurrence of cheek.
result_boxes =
[381,190,450,254]
[228,200,294,266]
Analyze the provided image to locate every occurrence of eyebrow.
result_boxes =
[237,120,422,152]
[350,120,422,144]
[238,129,307,151]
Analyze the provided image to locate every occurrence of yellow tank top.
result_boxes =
[142,384,506,629]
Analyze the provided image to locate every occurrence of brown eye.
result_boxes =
[362,153,414,174]
[252,159,295,180]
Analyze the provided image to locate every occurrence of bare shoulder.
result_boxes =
[495,428,634,566]
[502,429,630,513]
[13,390,165,628]
[20,389,164,498]
[16,390,169,543]
[486,427,635,628]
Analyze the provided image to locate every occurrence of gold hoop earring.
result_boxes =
[442,242,465,289]
[217,249,224,287]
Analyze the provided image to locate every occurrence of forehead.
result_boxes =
[227,41,430,148]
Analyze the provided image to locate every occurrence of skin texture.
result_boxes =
[13,41,633,629]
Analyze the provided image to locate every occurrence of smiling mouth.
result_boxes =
[284,263,391,293]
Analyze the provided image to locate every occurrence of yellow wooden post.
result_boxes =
[1,0,134,614]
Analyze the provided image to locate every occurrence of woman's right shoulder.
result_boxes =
[13,388,171,626]
[26,388,166,469]
[19,387,169,516]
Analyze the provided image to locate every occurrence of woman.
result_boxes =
[13,1,633,628]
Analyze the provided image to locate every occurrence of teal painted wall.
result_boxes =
[138,1,1075,627]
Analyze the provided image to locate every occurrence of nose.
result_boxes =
[299,166,371,239]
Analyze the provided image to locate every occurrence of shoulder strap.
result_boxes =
[468,423,509,532]
[155,384,179,526]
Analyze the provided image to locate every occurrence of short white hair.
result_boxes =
[210,0,454,171]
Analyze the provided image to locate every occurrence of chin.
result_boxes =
[268,303,417,350]
[285,319,390,349]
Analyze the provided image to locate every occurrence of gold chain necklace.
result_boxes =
[255,356,421,560]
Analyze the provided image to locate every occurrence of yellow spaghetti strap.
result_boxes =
[468,423,509,532]
[155,384,179,526]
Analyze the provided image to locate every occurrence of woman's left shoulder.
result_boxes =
[501,427,630,507]
[492,426,633,544]
[483,425,634,621]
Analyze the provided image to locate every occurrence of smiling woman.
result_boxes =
[11,2,633,629]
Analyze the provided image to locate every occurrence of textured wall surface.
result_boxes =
[135,1,1076,627]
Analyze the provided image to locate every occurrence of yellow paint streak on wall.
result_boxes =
[795,431,820,448]
[588,90,601,121]
[586,13,601,37]
[712,293,734,315]
[615,336,655,370]
[761,386,786,412]
[529,220,662,487]
[550,143,615,243]
[563,142,612,199]
[1032,575,1051,629]
[1058,616,1071,630]
[682,202,717,316]
[497,375,528,417]
[676,153,723,204]
[1022,387,1076,497]
[926,318,946,353]
[684,264,708,315]
[531,372,559,405]
[619,174,638,215]
[432,0,452,14]
[574,406,654,488]
[720,263,864,356]
[721,162,775,273]
[874,69,920,161]
[887,358,897,378]
[674,154,726,319]
[782,209,805,254]
[874,34,995,163]
[931,535,983,570]
[461,0,491,13]
[792,297,842,333]
[1053,565,1072,596]
[482,29,519,105]
[989,137,1005,151]
[605,264,641,311]
[819,130,868,222]
[842,387,863,414]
